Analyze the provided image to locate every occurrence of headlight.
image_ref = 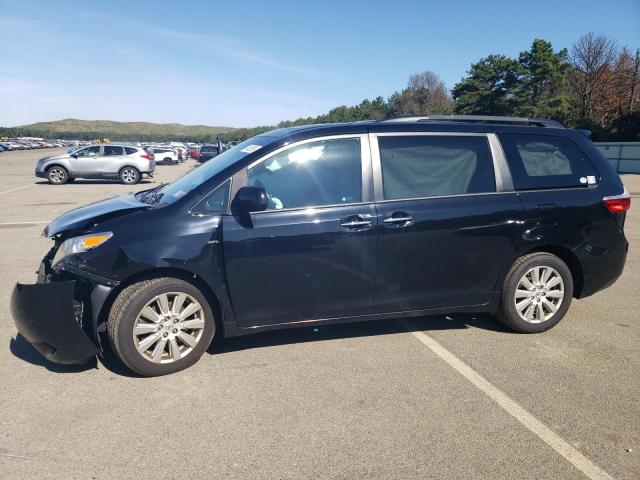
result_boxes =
[52,232,113,267]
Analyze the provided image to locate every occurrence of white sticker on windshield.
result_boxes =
[241,144,262,154]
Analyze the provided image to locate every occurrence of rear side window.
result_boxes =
[378,135,496,200]
[499,134,597,190]
[125,147,137,155]
[103,145,124,156]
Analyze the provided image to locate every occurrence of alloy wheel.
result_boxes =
[49,168,66,183]
[132,292,206,363]
[514,266,565,323]
[121,168,138,183]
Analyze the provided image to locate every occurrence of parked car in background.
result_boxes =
[147,146,179,165]
[198,144,220,162]
[190,148,200,159]
[35,144,154,184]
[11,115,630,376]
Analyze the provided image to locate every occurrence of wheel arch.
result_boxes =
[96,267,224,341]
[118,164,140,174]
[45,163,69,173]
[508,244,584,298]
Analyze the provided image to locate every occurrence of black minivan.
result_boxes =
[11,115,630,376]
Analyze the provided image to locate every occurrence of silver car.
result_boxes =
[35,144,155,185]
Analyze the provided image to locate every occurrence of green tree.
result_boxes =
[517,39,570,119]
[388,71,453,115]
[452,54,524,115]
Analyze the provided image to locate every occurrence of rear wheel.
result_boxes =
[163,157,172,165]
[497,252,573,333]
[107,277,215,376]
[46,166,69,185]
[119,167,140,184]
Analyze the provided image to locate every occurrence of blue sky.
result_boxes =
[1,0,639,127]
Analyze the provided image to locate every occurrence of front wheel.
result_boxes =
[119,167,140,184]
[46,166,69,184]
[497,252,573,333]
[107,277,216,376]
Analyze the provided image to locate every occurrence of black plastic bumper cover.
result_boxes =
[11,281,99,365]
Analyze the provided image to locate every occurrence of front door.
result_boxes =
[69,145,103,178]
[222,135,377,327]
[371,133,525,312]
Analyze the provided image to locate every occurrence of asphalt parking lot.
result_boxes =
[0,148,638,480]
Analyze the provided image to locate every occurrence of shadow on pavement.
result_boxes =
[9,313,511,376]
[209,312,511,355]
[34,180,155,186]
[9,333,97,373]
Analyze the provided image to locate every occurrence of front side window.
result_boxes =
[76,146,100,157]
[192,180,230,214]
[499,134,597,189]
[378,135,495,200]
[103,145,124,156]
[247,138,362,210]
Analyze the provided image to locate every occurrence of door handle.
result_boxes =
[340,214,373,229]
[383,212,413,227]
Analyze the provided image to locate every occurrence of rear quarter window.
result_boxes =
[125,147,137,155]
[499,134,598,190]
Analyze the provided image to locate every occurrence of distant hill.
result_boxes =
[2,118,237,142]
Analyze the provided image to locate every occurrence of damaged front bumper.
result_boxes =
[11,280,100,365]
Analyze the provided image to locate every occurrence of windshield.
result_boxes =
[146,134,277,205]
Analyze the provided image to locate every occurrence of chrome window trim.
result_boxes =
[374,191,517,205]
[249,201,375,216]
[488,133,514,191]
[242,133,373,210]
[369,131,513,202]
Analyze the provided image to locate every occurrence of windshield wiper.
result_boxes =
[139,183,166,204]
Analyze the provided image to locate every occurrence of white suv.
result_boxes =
[147,147,179,165]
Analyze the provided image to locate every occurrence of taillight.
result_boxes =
[603,188,631,213]
[141,150,152,160]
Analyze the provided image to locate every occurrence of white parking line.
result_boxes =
[0,184,35,196]
[0,221,49,226]
[402,322,613,480]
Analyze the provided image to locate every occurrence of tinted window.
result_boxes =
[125,147,137,155]
[378,135,495,200]
[247,138,362,210]
[103,145,124,156]
[192,180,230,214]
[499,134,597,189]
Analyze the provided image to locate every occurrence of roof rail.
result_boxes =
[378,114,564,128]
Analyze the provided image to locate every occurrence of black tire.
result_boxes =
[163,157,172,165]
[497,252,573,333]
[107,277,216,376]
[46,165,69,185]
[119,166,140,184]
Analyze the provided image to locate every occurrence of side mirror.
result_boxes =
[231,186,268,214]
[71,152,79,158]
